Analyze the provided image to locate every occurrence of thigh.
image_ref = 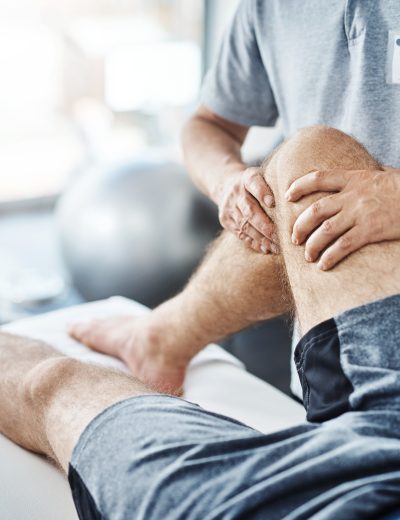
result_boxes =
[264,126,400,335]
[68,395,400,520]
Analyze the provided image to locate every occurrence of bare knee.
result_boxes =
[265,125,379,196]
[262,126,381,241]
[23,356,80,412]
[272,126,379,182]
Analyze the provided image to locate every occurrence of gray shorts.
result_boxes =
[68,295,400,519]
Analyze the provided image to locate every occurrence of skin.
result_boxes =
[287,166,400,270]
[266,126,400,333]
[182,105,277,253]
[1,126,400,477]
[69,233,290,395]
[184,106,400,268]
[0,333,152,472]
[70,125,400,383]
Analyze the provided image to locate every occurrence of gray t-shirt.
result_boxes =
[201,0,400,399]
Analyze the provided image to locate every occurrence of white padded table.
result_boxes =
[0,297,305,520]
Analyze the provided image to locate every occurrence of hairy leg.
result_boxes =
[0,332,153,472]
[69,232,291,392]
[265,126,400,333]
[0,199,292,473]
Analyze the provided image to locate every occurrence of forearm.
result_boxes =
[182,108,248,204]
[147,232,290,362]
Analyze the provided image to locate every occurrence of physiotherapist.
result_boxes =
[182,0,400,398]
[184,0,400,261]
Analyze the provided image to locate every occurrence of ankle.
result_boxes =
[146,302,201,366]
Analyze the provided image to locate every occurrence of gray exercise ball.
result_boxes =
[56,161,220,307]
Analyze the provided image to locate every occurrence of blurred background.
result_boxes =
[0,0,290,393]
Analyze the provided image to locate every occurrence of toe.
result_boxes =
[68,322,93,344]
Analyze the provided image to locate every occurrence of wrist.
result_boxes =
[211,162,247,205]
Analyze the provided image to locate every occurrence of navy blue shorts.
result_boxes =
[68,295,400,519]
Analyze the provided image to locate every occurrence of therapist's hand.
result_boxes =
[217,166,279,254]
[286,167,400,270]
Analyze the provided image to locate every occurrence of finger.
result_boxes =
[292,194,342,245]
[304,211,354,262]
[219,207,242,233]
[286,169,350,202]
[239,222,275,254]
[237,228,260,253]
[244,169,275,208]
[318,226,366,271]
[237,195,274,239]
[241,234,272,254]
[239,233,254,249]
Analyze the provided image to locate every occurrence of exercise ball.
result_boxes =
[56,161,220,307]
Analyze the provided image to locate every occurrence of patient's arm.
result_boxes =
[70,232,290,393]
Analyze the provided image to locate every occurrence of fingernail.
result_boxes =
[318,261,327,271]
[305,253,312,262]
[264,195,274,207]
[271,243,280,254]
[285,191,292,201]
[261,245,268,254]
[291,234,298,245]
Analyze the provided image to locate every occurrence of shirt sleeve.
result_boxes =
[200,0,278,127]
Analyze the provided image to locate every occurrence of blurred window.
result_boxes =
[0,0,203,203]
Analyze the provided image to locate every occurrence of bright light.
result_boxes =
[0,0,204,202]
[105,42,201,112]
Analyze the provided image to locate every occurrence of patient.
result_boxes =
[1,127,400,518]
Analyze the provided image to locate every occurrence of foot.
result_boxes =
[68,315,188,395]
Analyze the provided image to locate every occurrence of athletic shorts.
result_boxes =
[68,294,400,519]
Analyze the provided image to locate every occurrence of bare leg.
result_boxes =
[1,126,398,482]
[265,126,400,333]
[69,232,291,392]
[0,333,153,472]
[0,193,291,473]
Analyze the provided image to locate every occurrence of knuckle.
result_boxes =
[361,214,377,239]
[322,219,334,234]
[243,168,257,183]
[339,235,352,250]
[311,201,320,216]
[241,221,249,232]
[243,177,252,190]
[314,170,326,182]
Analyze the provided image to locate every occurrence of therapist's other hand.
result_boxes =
[68,315,188,395]
[217,166,279,254]
[286,167,400,270]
